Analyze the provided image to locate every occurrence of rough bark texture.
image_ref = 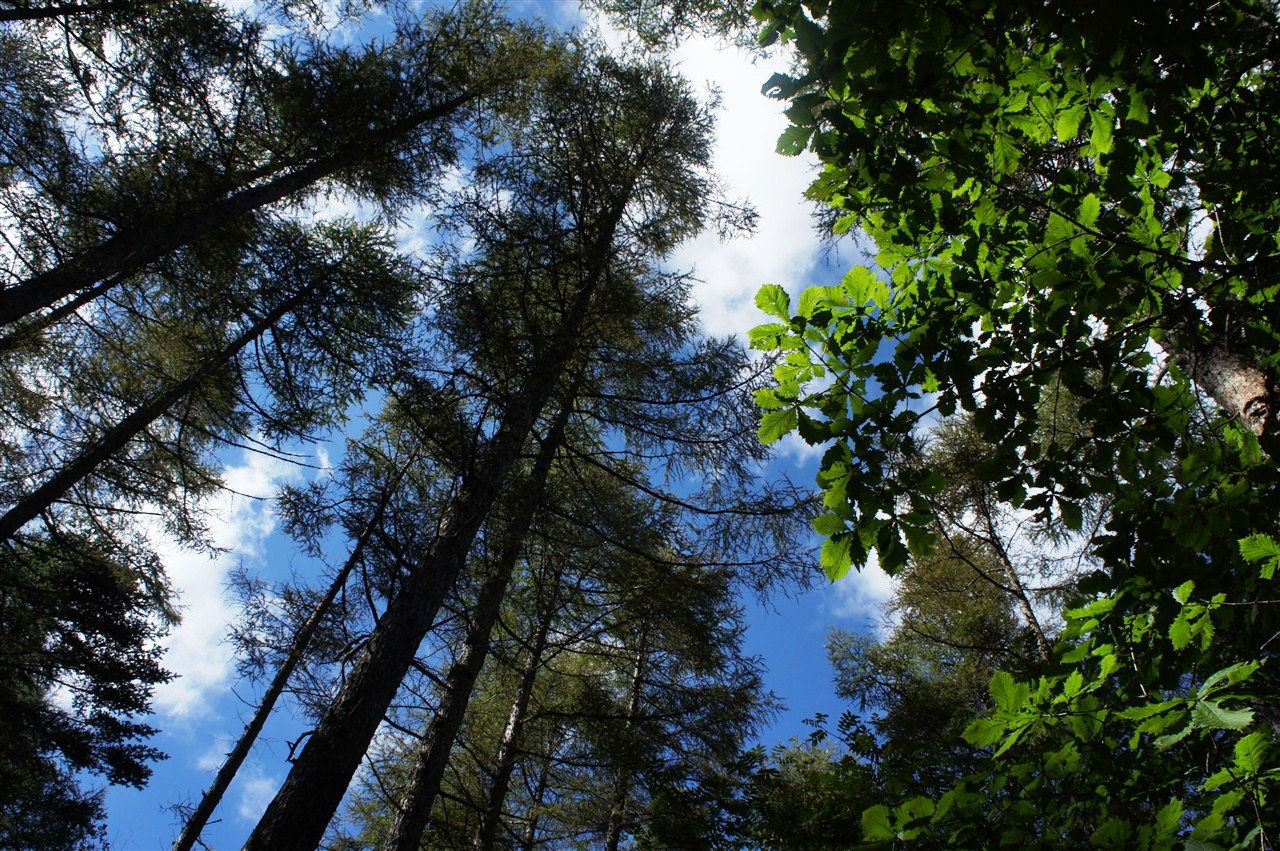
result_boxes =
[380,400,572,851]
[1175,340,1280,457]
[172,481,398,851]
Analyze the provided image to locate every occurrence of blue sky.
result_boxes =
[100,4,898,846]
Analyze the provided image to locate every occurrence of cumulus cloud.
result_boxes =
[152,449,302,719]
[825,550,897,636]
[666,37,824,339]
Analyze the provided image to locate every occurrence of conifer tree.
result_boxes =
[243,50,734,850]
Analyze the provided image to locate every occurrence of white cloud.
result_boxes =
[152,449,302,719]
[236,772,281,823]
[196,736,236,772]
[825,550,897,636]
[666,37,824,339]
[774,431,828,466]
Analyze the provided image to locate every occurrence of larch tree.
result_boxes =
[0,3,554,841]
[240,48,744,851]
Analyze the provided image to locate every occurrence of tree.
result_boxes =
[0,219,416,544]
[0,3,552,838]
[0,531,170,848]
[0,1,549,328]
[731,738,874,850]
[341,457,775,851]
[242,49,737,850]
[752,0,1280,845]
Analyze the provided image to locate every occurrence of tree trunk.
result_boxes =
[0,283,314,543]
[243,203,623,850]
[602,645,646,851]
[0,95,476,329]
[473,599,555,851]
[380,399,573,851]
[517,738,557,851]
[171,476,401,851]
[1171,338,1280,458]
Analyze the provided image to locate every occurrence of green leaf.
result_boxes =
[832,213,858,235]
[821,534,853,581]
[1233,731,1268,774]
[747,322,789,350]
[1078,194,1100,228]
[812,512,845,536]
[797,286,835,319]
[894,796,935,823]
[1090,817,1131,847]
[1055,102,1088,141]
[861,805,894,841]
[1190,699,1254,731]
[758,408,798,444]
[754,284,790,319]
[963,717,1006,748]
[992,132,1021,174]
[842,265,888,307]
[989,671,1029,712]
[1046,212,1074,244]
[1239,533,1280,579]
[1200,661,1260,695]
[1090,110,1114,154]
[1154,799,1182,839]
[776,124,814,156]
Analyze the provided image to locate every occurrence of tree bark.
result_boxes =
[1172,338,1280,458]
[602,641,647,851]
[473,598,555,851]
[172,479,400,851]
[0,95,476,329]
[380,399,573,851]
[0,283,314,543]
[243,201,624,851]
[517,738,557,851]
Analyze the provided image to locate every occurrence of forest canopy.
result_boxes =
[1,0,1278,848]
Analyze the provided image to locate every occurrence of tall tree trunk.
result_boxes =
[172,475,402,851]
[0,283,314,543]
[473,597,555,851]
[602,643,647,851]
[517,737,558,851]
[243,203,624,850]
[380,398,573,851]
[0,95,477,329]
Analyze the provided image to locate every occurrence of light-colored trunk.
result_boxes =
[473,595,556,850]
